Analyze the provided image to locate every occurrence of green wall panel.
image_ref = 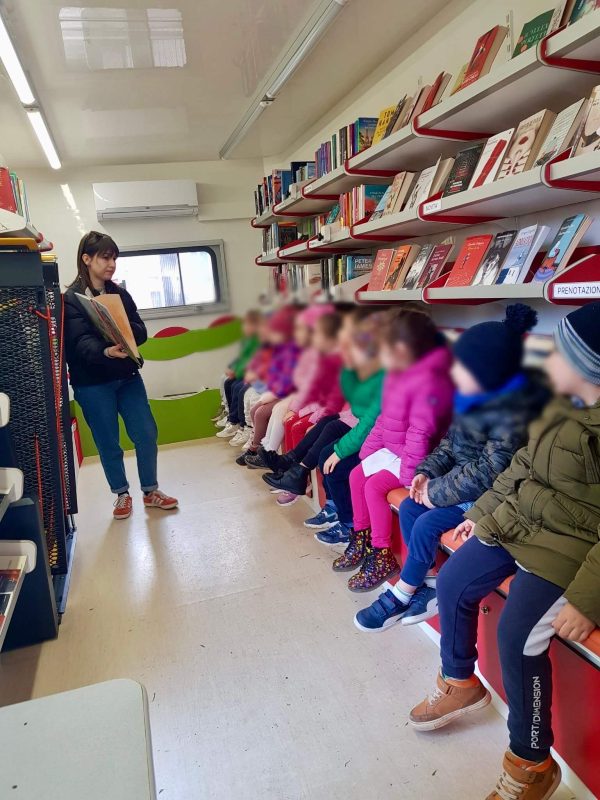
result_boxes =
[140,318,242,361]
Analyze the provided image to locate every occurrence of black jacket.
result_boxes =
[63,280,148,387]
[417,372,551,507]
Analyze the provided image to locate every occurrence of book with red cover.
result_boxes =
[417,240,455,287]
[367,248,396,291]
[461,25,508,89]
[445,235,494,287]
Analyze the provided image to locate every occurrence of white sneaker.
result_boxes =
[216,423,239,438]
[229,430,246,447]
[215,414,229,428]
[242,430,255,451]
[211,408,225,422]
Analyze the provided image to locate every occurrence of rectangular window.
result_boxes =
[114,241,229,318]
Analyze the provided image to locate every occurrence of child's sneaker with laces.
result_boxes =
[315,522,351,546]
[332,528,369,572]
[276,491,298,506]
[347,546,399,592]
[401,585,438,626]
[229,429,247,447]
[486,752,561,800]
[409,671,491,731]
[304,505,338,529]
[216,422,238,438]
[113,493,132,520]
[143,490,179,511]
[215,414,229,428]
[354,589,409,632]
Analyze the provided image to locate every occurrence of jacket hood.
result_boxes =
[403,345,453,379]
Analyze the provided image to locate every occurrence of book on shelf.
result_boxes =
[423,71,453,111]
[442,144,485,196]
[372,105,398,145]
[407,84,433,123]
[402,243,435,290]
[532,214,592,282]
[496,109,556,179]
[469,129,515,188]
[383,245,421,290]
[551,0,572,28]
[389,172,418,215]
[534,99,586,165]
[472,230,517,285]
[430,157,456,197]
[370,186,392,221]
[496,225,551,284]
[450,64,468,95]
[573,85,600,155]
[512,9,555,57]
[0,554,27,635]
[367,249,396,291]
[354,117,379,154]
[445,234,494,287]
[460,25,508,89]
[406,161,441,210]
[383,95,409,137]
[568,0,600,24]
[346,254,375,280]
[0,160,31,221]
[416,239,455,287]
[75,293,142,366]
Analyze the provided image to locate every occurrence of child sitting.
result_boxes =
[408,302,600,800]
[214,309,261,432]
[243,306,300,466]
[247,310,345,476]
[258,304,334,454]
[333,307,455,591]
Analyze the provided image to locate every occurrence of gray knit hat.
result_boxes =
[555,303,600,386]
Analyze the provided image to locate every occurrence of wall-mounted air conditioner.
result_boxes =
[93,179,198,221]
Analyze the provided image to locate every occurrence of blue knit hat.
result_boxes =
[555,303,600,386]
[454,304,538,391]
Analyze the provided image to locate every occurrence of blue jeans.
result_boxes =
[75,375,158,494]
[318,442,360,526]
[437,537,564,761]
[398,497,465,587]
[227,380,246,425]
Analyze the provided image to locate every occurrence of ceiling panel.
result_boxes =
[0,0,458,168]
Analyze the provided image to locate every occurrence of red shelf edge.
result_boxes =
[538,25,600,74]
[301,184,338,202]
[343,158,397,179]
[542,149,600,192]
[412,115,493,142]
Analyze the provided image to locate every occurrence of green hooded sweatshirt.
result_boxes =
[468,397,600,625]
[334,368,384,460]
[229,335,259,380]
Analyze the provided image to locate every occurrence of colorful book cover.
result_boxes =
[403,243,435,290]
[461,26,508,89]
[472,230,517,285]
[372,105,398,145]
[469,129,515,188]
[512,10,554,57]
[370,186,392,221]
[406,162,440,209]
[445,234,493,287]
[442,144,485,196]
[355,117,379,153]
[367,248,396,291]
[535,99,586,165]
[450,64,468,95]
[363,185,389,220]
[569,0,600,23]
[347,255,375,279]
[573,85,600,155]
[532,214,591,281]
[496,109,556,179]
[496,225,544,284]
[417,240,455,287]
[383,245,419,290]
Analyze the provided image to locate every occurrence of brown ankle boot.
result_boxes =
[332,528,370,572]
[486,751,561,800]
[347,546,399,592]
[409,671,491,731]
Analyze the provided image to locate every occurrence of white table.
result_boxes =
[0,679,157,799]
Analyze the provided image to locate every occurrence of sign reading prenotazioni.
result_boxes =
[552,282,600,299]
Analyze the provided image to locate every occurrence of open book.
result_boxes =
[76,292,142,367]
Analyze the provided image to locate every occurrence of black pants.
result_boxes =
[223,377,237,409]
[319,442,360,525]
[291,416,350,471]
[227,380,246,424]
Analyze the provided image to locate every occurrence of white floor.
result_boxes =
[0,440,577,799]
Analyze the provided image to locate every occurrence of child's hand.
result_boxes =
[421,482,435,509]
[552,602,596,643]
[410,474,428,502]
[226,368,235,378]
[453,519,475,542]
[323,452,341,474]
[245,370,257,382]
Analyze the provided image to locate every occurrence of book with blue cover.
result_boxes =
[532,214,592,282]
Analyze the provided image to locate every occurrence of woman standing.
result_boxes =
[64,231,178,520]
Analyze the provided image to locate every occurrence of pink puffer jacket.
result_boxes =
[359,345,454,486]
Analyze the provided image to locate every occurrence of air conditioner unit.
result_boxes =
[93,179,198,221]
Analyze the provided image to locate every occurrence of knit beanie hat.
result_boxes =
[454,304,538,391]
[555,302,600,386]
[268,305,297,339]
[298,303,335,330]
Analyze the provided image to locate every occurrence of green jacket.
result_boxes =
[334,368,384,460]
[468,397,600,624]
[229,335,259,380]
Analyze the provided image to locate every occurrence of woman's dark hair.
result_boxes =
[382,307,440,359]
[317,311,343,340]
[70,231,119,290]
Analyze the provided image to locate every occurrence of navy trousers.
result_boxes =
[437,536,565,761]
[318,442,360,525]
[227,380,246,424]
[291,416,350,471]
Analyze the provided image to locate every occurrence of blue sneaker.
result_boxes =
[401,585,438,626]
[314,522,351,546]
[304,505,338,529]
[354,589,409,632]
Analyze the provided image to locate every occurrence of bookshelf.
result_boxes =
[0,208,53,251]
[255,250,287,266]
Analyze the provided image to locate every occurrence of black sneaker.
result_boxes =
[235,453,248,466]
[263,450,295,473]
[262,463,309,495]
[245,448,270,469]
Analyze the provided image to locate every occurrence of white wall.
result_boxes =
[20,158,266,332]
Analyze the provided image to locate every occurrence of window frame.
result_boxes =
[116,239,229,319]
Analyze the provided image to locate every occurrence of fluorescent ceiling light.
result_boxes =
[27,110,62,170]
[220,0,348,159]
[0,11,36,104]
